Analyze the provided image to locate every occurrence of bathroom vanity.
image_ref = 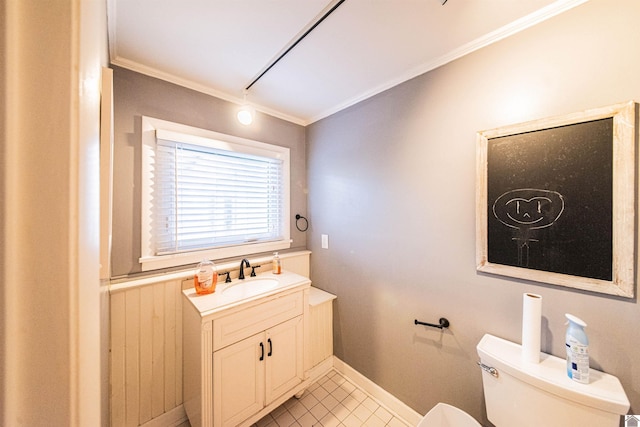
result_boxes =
[182,271,313,427]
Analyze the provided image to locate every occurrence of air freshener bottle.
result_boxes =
[272,252,282,275]
[565,313,589,384]
[194,260,217,295]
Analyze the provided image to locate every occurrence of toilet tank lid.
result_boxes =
[476,334,630,415]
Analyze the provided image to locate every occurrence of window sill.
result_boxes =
[139,240,292,272]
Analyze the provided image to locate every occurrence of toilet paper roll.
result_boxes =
[522,293,542,363]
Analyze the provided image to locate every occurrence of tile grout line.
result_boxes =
[330,370,414,427]
[252,369,414,427]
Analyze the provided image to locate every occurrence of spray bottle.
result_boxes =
[565,313,589,384]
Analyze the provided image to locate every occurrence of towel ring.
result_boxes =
[295,214,309,232]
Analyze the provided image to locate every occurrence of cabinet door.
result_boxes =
[265,316,304,404]
[213,332,265,427]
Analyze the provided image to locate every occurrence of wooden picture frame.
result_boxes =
[476,101,636,298]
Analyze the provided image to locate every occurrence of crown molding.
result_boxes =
[307,0,589,124]
[108,0,588,127]
[109,56,308,126]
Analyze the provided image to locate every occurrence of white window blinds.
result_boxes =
[153,135,285,255]
[139,117,291,271]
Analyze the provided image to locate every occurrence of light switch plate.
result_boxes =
[321,234,329,249]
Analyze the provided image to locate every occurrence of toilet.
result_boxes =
[416,403,480,427]
[417,333,630,427]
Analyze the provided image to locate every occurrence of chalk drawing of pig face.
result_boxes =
[492,189,564,231]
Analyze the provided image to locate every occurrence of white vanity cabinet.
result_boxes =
[213,315,303,426]
[182,272,311,427]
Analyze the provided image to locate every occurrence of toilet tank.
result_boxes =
[477,334,629,427]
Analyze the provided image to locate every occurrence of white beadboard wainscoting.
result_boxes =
[109,252,311,427]
[108,250,421,427]
[110,275,185,426]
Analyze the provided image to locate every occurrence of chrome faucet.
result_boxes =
[239,258,251,280]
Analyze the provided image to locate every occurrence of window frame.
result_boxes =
[140,116,291,271]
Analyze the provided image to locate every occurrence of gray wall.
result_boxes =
[111,67,307,277]
[306,0,640,423]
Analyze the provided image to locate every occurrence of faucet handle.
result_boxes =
[219,271,232,283]
[250,265,261,277]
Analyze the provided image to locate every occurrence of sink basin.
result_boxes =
[222,278,280,299]
[184,270,311,315]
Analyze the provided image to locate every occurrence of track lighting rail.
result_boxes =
[245,0,347,91]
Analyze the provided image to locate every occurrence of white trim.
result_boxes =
[109,57,307,126]
[140,116,291,271]
[139,240,292,272]
[308,0,589,124]
[109,0,587,126]
[153,126,289,160]
[115,339,420,427]
[139,405,187,427]
[332,356,422,426]
[100,67,114,281]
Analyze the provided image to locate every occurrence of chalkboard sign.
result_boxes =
[476,102,636,298]
[488,118,613,280]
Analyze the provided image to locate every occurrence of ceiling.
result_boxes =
[108,0,587,125]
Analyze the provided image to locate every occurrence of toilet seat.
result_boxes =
[417,403,480,427]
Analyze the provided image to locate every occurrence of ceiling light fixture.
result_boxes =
[237,90,255,125]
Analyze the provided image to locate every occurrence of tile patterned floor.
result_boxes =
[251,370,412,427]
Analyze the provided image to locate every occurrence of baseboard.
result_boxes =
[138,357,422,427]
[139,405,188,427]
[306,356,335,382]
[332,356,422,426]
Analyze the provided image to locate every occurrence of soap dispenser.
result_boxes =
[565,313,589,384]
[194,259,217,295]
[272,252,282,275]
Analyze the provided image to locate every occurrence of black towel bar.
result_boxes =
[414,318,450,329]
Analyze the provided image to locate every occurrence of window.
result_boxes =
[140,117,290,271]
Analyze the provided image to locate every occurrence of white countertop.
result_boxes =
[183,270,311,316]
[309,287,337,306]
